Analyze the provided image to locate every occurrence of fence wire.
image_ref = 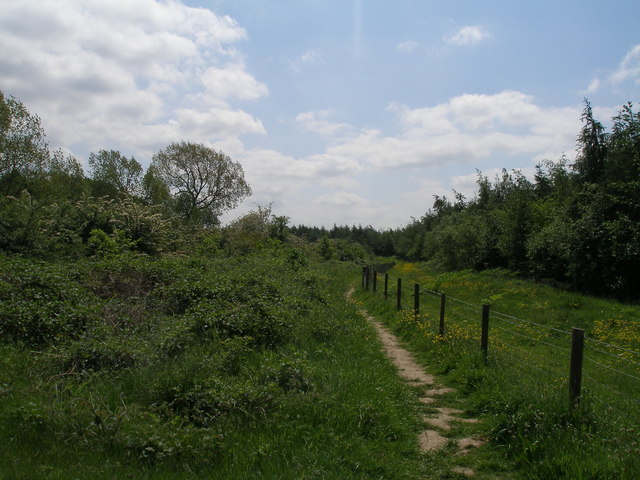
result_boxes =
[362,266,639,416]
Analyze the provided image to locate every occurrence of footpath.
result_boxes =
[347,287,485,478]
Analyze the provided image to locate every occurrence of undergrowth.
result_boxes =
[0,251,426,479]
[355,261,640,479]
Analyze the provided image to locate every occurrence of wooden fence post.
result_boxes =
[372,270,377,293]
[365,266,370,290]
[361,266,366,288]
[384,273,389,300]
[481,304,490,364]
[569,328,585,406]
[439,293,446,336]
[396,278,402,311]
[414,283,420,319]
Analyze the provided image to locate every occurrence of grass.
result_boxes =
[355,261,640,479]
[4,248,638,478]
[0,251,430,479]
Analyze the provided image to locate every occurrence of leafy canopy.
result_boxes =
[88,149,142,197]
[151,141,251,226]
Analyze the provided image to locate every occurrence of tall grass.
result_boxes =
[0,252,427,479]
[356,262,640,479]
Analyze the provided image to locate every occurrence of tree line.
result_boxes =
[0,89,254,257]
[295,101,640,300]
[3,88,638,298]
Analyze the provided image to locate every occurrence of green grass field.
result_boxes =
[2,249,638,479]
[354,261,640,479]
[0,252,433,479]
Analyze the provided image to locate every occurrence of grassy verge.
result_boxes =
[354,261,640,479]
[0,251,428,479]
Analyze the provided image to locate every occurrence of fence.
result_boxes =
[361,266,640,412]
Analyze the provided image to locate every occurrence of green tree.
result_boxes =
[39,149,87,201]
[88,149,142,197]
[141,164,172,207]
[574,99,608,183]
[318,236,336,260]
[270,215,290,242]
[606,102,640,182]
[151,141,251,225]
[0,91,50,195]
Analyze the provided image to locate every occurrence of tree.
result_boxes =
[574,99,608,183]
[606,102,640,182]
[0,90,50,195]
[151,141,251,225]
[39,149,87,201]
[141,164,172,207]
[88,149,142,197]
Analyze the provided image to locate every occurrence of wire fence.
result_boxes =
[361,265,640,416]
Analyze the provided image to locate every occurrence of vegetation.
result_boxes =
[2,88,639,478]
[1,250,439,478]
[0,90,424,478]
[296,101,640,300]
[355,263,640,479]
[151,141,252,226]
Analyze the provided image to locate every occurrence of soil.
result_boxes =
[347,287,485,477]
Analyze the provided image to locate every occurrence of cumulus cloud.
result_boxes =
[216,143,362,216]
[327,91,580,169]
[289,48,324,73]
[609,44,640,85]
[401,178,451,208]
[306,191,393,227]
[583,77,601,95]
[202,64,268,102]
[447,26,492,47]
[315,192,367,208]
[397,41,419,53]
[0,0,266,162]
[295,110,352,136]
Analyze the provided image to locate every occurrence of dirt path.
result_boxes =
[347,287,484,477]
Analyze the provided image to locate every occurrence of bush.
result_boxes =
[0,256,99,346]
[187,299,289,348]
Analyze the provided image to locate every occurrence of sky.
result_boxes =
[1,0,639,229]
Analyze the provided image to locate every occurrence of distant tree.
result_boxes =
[270,215,290,242]
[574,99,608,183]
[318,236,336,260]
[151,141,251,226]
[39,149,87,201]
[88,149,142,197]
[0,90,50,195]
[606,102,640,182]
[141,164,172,208]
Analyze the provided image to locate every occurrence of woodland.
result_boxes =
[293,101,640,300]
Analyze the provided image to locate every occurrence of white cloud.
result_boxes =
[295,110,352,136]
[447,26,492,47]
[202,64,268,102]
[223,144,362,212]
[609,44,640,85]
[583,77,601,95]
[0,0,265,162]
[450,172,484,199]
[397,41,418,53]
[402,178,451,208]
[320,176,360,190]
[307,191,393,227]
[174,108,266,138]
[315,192,367,208]
[289,48,324,73]
[327,91,580,170]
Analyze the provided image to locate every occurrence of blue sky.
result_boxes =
[1,0,639,228]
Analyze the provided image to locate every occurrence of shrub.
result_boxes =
[0,256,99,346]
